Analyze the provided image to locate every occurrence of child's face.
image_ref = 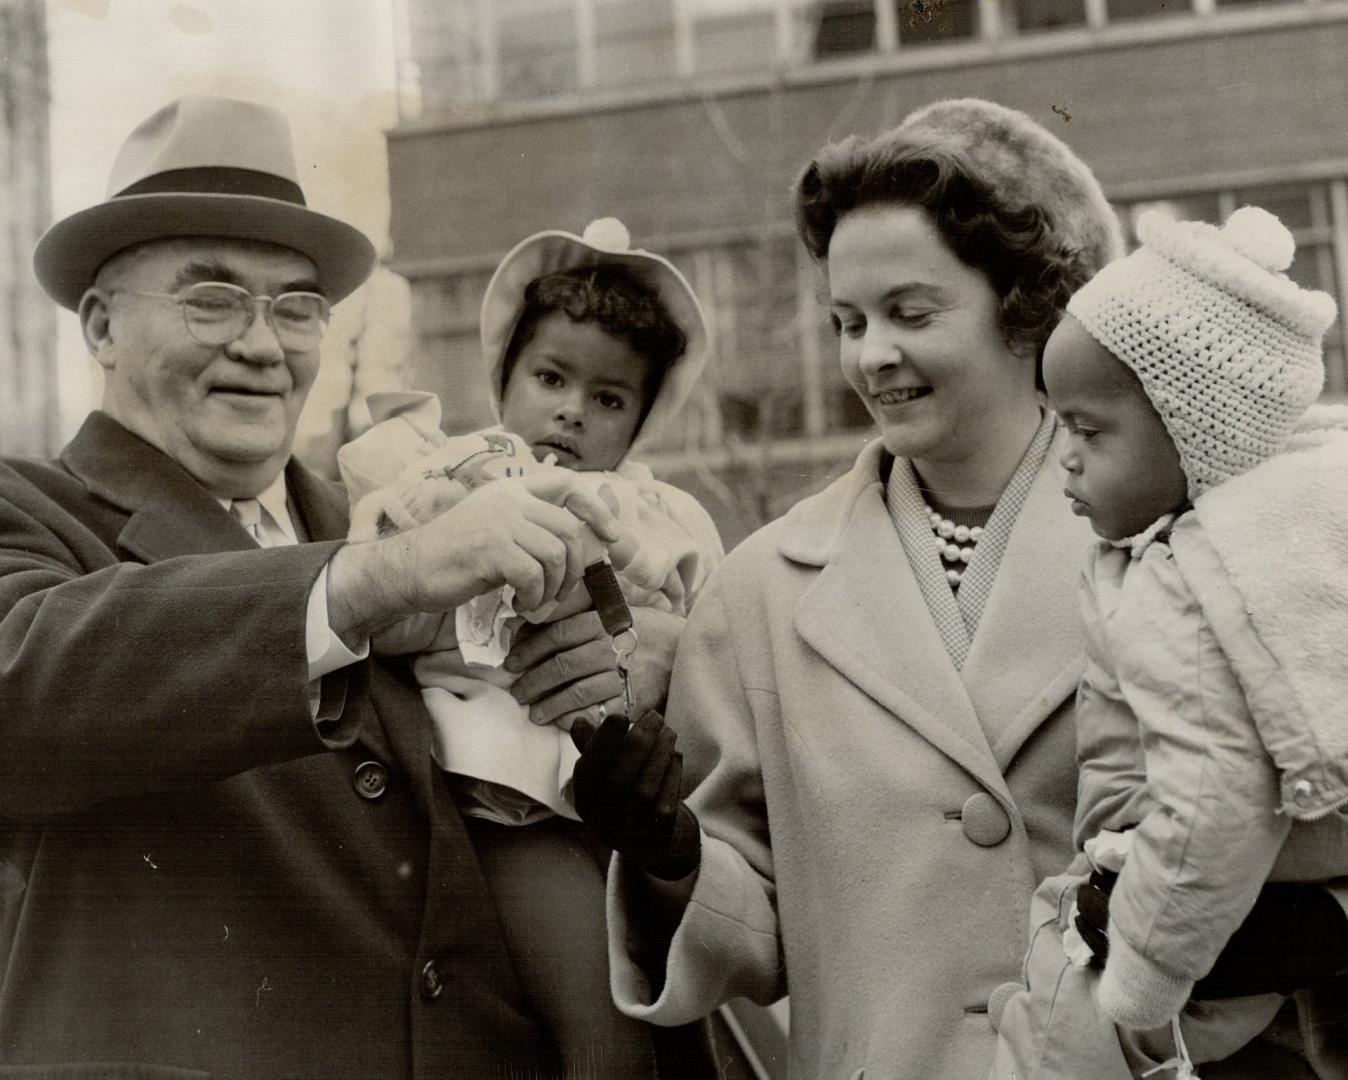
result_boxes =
[1043,315,1189,541]
[500,311,651,472]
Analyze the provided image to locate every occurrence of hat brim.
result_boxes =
[480,231,709,452]
[34,192,377,310]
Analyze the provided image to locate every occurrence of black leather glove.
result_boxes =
[1193,882,1348,1000]
[1073,869,1348,997]
[1074,867,1116,969]
[570,711,701,881]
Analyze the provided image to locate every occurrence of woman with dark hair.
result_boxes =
[569,99,1343,1079]
[572,98,1117,1079]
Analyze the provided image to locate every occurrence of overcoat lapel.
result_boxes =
[785,442,1006,796]
[61,412,259,561]
[962,428,1095,771]
[58,411,403,767]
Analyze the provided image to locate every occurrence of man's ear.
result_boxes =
[78,288,116,368]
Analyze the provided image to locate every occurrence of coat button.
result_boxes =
[420,959,444,1001]
[988,981,1022,1032]
[1294,779,1315,807]
[961,793,1011,846]
[353,760,388,801]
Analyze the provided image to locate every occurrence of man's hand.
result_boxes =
[570,711,700,881]
[326,473,620,643]
[506,607,683,728]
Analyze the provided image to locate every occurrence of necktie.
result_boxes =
[230,497,264,545]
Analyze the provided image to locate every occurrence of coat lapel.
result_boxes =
[783,442,1006,795]
[61,412,257,561]
[962,427,1096,771]
[61,412,402,767]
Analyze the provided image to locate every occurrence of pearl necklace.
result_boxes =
[924,504,984,586]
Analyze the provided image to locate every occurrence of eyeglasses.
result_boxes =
[115,281,331,349]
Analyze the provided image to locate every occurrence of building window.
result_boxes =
[895,0,979,45]
[496,0,583,100]
[592,0,679,89]
[810,0,880,56]
[398,0,1334,114]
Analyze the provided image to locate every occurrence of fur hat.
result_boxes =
[1068,206,1337,498]
[897,98,1124,278]
[34,95,376,310]
[479,217,709,457]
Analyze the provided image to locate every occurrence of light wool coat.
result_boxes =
[608,436,1096,1079]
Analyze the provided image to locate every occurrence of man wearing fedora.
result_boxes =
[0,95,642,1077]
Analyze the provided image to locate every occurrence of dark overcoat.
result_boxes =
[0,412,559,1079]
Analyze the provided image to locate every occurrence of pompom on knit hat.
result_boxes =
[1067,205,1337,499]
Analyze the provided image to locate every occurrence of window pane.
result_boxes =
[895,0,978,46]
[1008,0,1087,32]
[1124,195,1222,245]
[404,1,489,109]
[593,0,678,89]
[1105,0,1191,21]
[497,0,581,100]
[1231,183,1314,231]
[809,0,878,59]
[689,0,780,76]
[704,239,806,440]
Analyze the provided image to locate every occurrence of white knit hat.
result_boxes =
[1067,206,1337,498]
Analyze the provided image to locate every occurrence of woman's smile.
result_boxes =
[873,386,931,407]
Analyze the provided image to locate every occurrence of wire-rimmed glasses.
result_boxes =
[115,281,331,349]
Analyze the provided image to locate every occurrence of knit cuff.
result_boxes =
[1099,922,1195,1030]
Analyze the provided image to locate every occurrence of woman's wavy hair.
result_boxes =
[795,134,1092,373]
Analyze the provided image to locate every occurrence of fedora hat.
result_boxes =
[34,95,377,310]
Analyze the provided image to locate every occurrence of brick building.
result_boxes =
[381,0,1348,548]
[0,0,58,457]
[388,4,1348,534]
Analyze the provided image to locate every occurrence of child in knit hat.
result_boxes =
[990,206,1348,1079]
[336,218,723,1077]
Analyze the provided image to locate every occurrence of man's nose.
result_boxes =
[224,300,286,364]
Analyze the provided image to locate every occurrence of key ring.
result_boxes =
[583,560,637,717]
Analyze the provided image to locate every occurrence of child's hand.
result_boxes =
[379,464,472,532]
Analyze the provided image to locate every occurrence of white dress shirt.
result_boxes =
[219,474,368,705]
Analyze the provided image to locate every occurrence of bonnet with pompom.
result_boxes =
[1066,205,1337,498]
[478,217,709,458]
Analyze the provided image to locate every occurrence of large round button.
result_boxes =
[420,959,444,1001]
[961,793,1010,846]
[353,760,388,801]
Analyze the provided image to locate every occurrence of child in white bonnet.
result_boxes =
[337,218,723,1076]
[991,206,1348,1079]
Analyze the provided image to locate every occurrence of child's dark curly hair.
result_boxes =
[795,134,1091,375]
[501,266,687,413]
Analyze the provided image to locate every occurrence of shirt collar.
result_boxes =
[214,471,297,545]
